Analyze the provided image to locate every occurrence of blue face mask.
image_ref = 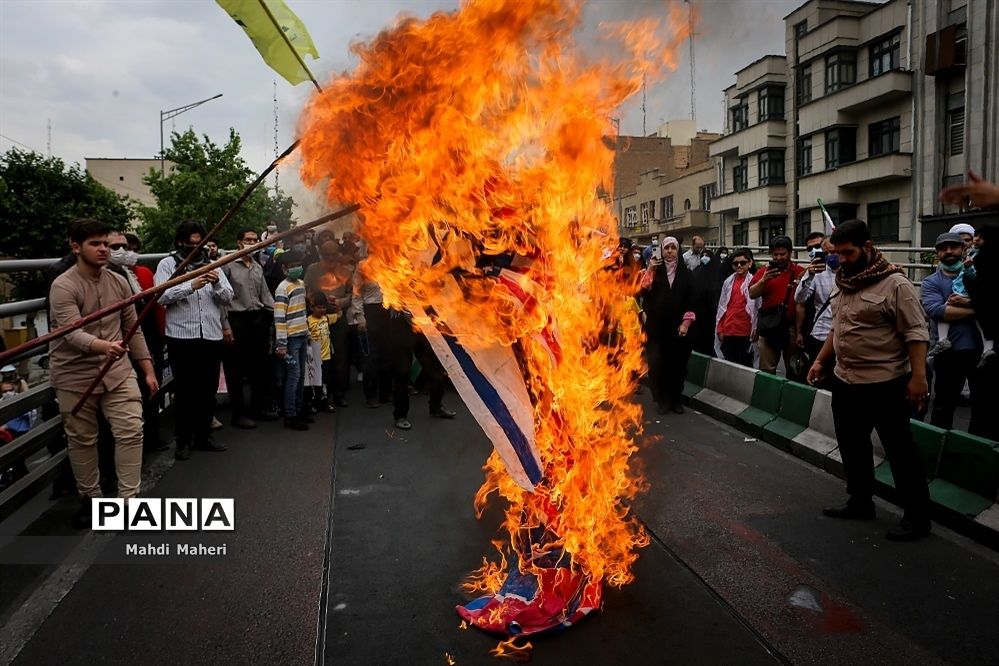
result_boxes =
[700,255,711,265]
[825,255,840,269]
[941,257,964,272]
[265,244,276,255]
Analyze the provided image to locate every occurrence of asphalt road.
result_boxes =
[4,386,999,665]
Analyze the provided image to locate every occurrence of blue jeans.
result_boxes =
[283,335,308,418]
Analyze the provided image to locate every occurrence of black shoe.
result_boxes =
[656,401,670,416]
[365,399,381,408]
[195,439,227,452]
[299,413,316,424]
[325,403,337,413]
[822,501,876,520]
[886,518,931,542]
[175,443,192,461]
[285,417,309,431]
[334,397,349,408]
[232,417,257,430]
[254,409,280,422]
[430,407,457,419]
[670,403,685,414]
[72,497,93,530]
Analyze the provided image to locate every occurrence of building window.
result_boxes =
[869,116,901,156]
[732,222,748,246]
[825,51,856,93]
[828,203,858,226]
[699,184,716,211]
[794,20,807,40]
[662,195,674,219]
[758,218,786,247]
[947,90,965,156]
[648,199,656,220]
[794,210,812,245]
[625,206,637,229]
[870,32,901,77]
[796,64,812,105]
[684,198,691,211]
[730,99,749,132]
[758,86,785,121]
[825,127,857,169]
[758,150,785,186]
[640,202,649,226]
[797,137,812,176]
[867,200,899,242]
[733,157,749,192]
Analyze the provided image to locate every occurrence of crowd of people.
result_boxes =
[39,218,456,527]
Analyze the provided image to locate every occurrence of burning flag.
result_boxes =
[297,0,693,647]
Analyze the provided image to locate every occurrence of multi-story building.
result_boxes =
[613,125,720,245]
[86,157,171,212]
[911,0,999,242]
[709,55,790,249]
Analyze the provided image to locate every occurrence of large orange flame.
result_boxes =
[299,0,691,607]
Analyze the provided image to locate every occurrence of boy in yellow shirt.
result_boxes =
[307,294,339,413]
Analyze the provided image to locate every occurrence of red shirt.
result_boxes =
[133,265,166,335]
[718,274,753,337]
[750,263,804,320]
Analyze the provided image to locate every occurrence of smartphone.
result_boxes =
[651,236,662,262]
[768,260,781,271]
[809,248,826,261]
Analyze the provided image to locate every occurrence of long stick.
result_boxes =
[0,205,360,369]
[68,203,359,414]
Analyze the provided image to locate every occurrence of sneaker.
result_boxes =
[284,417,309,431]
[232,417,257,430]
[821,500,876,520]
[430,406,457,419]
[210,416,224,430]
[927,338,952,358]
[886,518,931,541]
[978,348,996,369]
[394,418,412,430]
[174,442,192,461]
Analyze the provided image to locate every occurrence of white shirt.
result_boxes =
[155,255,234,341]
[794,267,837,341]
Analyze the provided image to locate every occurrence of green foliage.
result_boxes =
[138,129,295,252]
[0,148,132,298]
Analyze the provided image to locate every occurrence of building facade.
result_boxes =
[86,157,172,210]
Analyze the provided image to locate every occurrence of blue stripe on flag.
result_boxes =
[442,336,543,485]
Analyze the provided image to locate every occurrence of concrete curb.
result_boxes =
[683,352,999,550]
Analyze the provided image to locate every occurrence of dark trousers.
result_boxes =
[804,335,834,390]
[223,310,272,420]
[646,334,691,406]
[831,373,930,521]
[167,337,223,447]
[720,335,753,367]
[930,349,978,431]
[330,316,350,398]
[969,353,998,441]
[414,333,446,413]
[388,314,416,419]
[308,359,334,410]
[363,304,393,403]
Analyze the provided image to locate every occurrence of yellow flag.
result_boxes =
[216,0,319,86]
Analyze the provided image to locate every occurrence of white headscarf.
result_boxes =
[661,236,679,252]
[949,223,976,236]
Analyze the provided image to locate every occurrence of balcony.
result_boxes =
[798,70,912,135]
[837,152,911,188]
[710,185,787,219]
[709,120,787,158]
[797,16,860,62]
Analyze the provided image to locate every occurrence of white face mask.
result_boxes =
[1,390,15,400]
[109,248,138,267]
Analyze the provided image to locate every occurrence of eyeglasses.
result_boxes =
[109,243,128,250]
[732,260,750,267]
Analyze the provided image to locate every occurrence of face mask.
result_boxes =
[108,248,130,267]
[287,266,304,280]
[718,252,729,260]
[941,257,964,272]
[825,255,840,270]
[267,224,278,233]
[1,391,15,400]
[700,255,711,265]
[265,244,276,255]
[293,242,307,253]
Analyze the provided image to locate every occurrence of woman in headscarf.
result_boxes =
[639,236,696,414]
[714,248,760,367]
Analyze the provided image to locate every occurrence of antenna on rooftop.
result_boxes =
[47,118,52,156]
[687,0,696,121]
[642,72,647,136]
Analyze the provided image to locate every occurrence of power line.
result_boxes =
[0,133,40,152]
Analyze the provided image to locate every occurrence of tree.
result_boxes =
[139,129,295,252]
[0,148,132,298]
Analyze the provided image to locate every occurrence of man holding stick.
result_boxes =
[48,219,159,528]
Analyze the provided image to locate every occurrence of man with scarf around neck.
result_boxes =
[640,236,696,414]
[807,220,931,541]
[920,232,981,431]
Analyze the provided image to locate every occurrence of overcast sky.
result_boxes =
[0,0,805,215]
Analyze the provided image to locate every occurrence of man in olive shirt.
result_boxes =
[808,220,931,541]
[49,219,159,528]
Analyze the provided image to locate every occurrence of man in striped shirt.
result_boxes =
[156,220,234,460]
[274,251,312,431]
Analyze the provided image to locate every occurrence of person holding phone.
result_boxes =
[748,235,804,375]
[795,234,839,387]
[639,236,696,414]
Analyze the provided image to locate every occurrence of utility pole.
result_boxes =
[642,73,647,136]
[687,0,696,121]
[46,118,51,156]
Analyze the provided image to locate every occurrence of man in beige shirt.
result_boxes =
[808,220,931,541]
[49,219,159,528]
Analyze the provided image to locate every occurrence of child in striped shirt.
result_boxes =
[274,251,311,431]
